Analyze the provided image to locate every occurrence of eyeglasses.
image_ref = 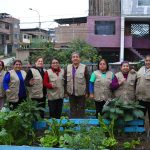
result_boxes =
[52,62,59,64]
[15,64,22,66]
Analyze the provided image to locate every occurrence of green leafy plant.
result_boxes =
[0,111,25,145]
[60,126,106,149]
[40,132,59,147]
[102,137,118,149]
[98,113,115,138]
[102,98,144,122]
[15,98,44,145]
[0,98,42,145]
[98,114,118,149]
[40,117,76,147]
[123,139,140,149]
[0,128,14,145]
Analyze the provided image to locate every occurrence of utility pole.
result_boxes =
[29,8,41,39]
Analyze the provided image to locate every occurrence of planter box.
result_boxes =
[0,145,70,150]
[34,119,145,133]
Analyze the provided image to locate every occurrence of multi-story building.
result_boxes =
[17,28,51,62]
[0,13,20,55]
[55,0,150,62]
[54,17,88,48]
[120,0,150,61]
[20,28,50,41]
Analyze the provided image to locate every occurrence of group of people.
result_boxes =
[0,52,150,125]
[89,55,150,125]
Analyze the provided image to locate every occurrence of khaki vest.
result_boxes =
[6,70,26,102]
[67,64,86,96]
[114,71,137,101]
[28,68,43,99]
[94,70,113,101]
[47,69,64,100]
[0,70,6,98]
[136,66,150,101]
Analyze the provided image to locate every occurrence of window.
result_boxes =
[24,34,27,39]
[95,21,115,35]
[138,0,150,6]
[131,24,150,38]
[6,35,9,40]
[5,23,10,30]
[15,33,19,39]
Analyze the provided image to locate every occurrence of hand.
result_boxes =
[29,78,35,85]
[119,78,125,85]
[130,69,136,74]
[6,89,11,93]
[89,93,94,99]
[52,83,57,88]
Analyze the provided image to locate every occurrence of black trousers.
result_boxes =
[32,97,46,118]
[9,97,27,110]
[48,99,63,119]
[95,101,106,118]
[139,100,150,125]
[69,95,86,118]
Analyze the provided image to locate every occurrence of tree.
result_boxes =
[28,39,100,65]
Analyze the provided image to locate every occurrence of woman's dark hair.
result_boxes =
[35,57,43,62]
[97,58,109,71]
[121,61,129,67]
[51,58,60,64]
[145,55,150,59]
[50,58,60,68]
[13,60,22,65]
[0,60,5,70]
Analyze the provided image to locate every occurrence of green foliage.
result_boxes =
[40,134,59,147]
[0,98,41,145]
[28,39,100,65]
[0,128,13,145]
[86,98,95,110]
[98,114,115,139]
[123,139,140,149]
[59,127,106,150]
[102,137,118,149]
[68,39,100,63]
[40,117,76,147]
[15,98,42,124]
[102,98,144,122]
[29,38,49,49]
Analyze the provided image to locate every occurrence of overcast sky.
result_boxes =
[0,0,88,30]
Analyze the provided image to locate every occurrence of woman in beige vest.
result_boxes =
[89,59,115,118]
[136,55,150,125]
[114,61,137,102]
[0,61,6,109]
[44,58,64,119]
[3,60,27,110]
[25,57,46,118]
[64,52,89,118]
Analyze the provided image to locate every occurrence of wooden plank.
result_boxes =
[34,119,145,133]
[124,127,145,133]
[33,121,46,129]
[0,145,70,150]
[125,119,144,126]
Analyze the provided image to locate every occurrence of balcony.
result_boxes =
[0,28,10,34]
[124,35,150,49]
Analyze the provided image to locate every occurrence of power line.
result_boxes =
[20,20,55,24]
